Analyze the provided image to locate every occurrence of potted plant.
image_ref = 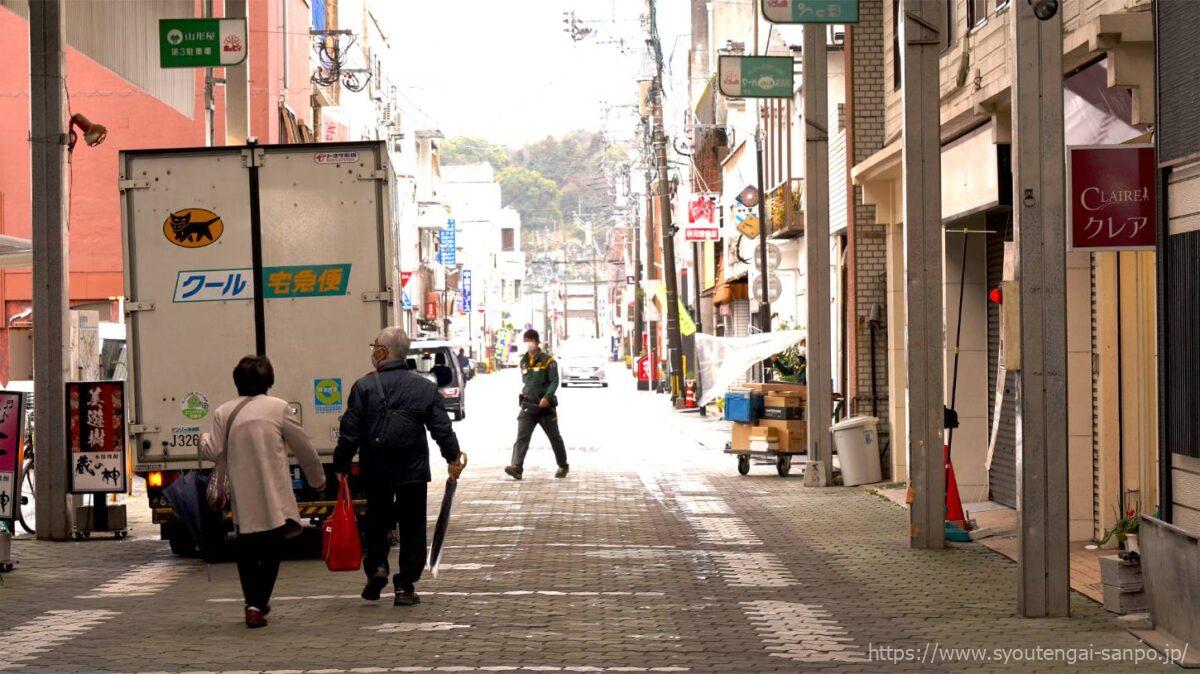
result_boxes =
[1099,509,1140,556]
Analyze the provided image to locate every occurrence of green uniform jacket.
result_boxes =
[520,350,559,404]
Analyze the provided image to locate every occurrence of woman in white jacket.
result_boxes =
[201,355,326,628]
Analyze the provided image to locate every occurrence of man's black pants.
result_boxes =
[237,526,286,610]
[363,480,427,591]
[511,408,568,470]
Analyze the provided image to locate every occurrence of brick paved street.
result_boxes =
[0,368,1177,673]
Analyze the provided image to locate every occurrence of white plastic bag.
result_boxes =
[695,330,806,407]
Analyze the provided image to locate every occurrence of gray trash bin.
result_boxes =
[831,416,882,486]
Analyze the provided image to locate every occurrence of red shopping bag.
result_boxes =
[322,476,362,572]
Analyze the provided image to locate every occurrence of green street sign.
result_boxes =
[761,0,860,24]
[159,18,247,68]
[718,56,794,99]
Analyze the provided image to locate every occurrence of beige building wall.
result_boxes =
[944,229,989,502]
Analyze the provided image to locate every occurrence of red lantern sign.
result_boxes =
[1068,145,1155,251]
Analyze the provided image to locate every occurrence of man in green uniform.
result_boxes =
[505,329,569,480]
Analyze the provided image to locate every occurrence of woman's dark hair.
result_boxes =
[233,355,274,396]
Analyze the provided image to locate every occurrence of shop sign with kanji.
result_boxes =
[67,381,127,494]
[173,264,351,302]
[0,391,25,520]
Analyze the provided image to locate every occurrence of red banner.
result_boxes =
[1068,145,1155,251]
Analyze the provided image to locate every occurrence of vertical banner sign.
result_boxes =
[1067,145,1156,251]
[461,270,473,313]
[439,219,457,267]
[717,56,794,98]
[66,381,128,494]
[761,0,860,24]
[159,18,247,68]
[686,196,719,241]
[400,270,414,310]
[0,391,24,521]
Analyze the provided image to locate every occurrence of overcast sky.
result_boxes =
[379,1,689,149]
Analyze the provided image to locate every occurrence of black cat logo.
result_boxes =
[162,208,224,248]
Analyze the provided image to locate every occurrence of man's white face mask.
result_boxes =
[371,343,388,370]
[525,341,538,353]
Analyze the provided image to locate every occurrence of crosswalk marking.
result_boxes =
[0,609,120,671]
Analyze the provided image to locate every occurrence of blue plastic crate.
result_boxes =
[723,392,763,423]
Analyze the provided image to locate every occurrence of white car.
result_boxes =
[558,342,609,388]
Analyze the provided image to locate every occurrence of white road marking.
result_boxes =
[0,609,120,670]
[672,496,732,516]
[117,662,691,666]
[740,600,866,663]
[684,517,762,546]
[207,590,665,603]
[436,563,495,570]
[364,622,471,633]
[467,525,530,532]
[705,552,797,587]
[76,559,193,598]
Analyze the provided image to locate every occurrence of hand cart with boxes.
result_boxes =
[722,384,808,476]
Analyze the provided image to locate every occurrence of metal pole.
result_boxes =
[29,0,71,541]
[802,26,833,487]
[224,0,249,145]
[900,0,946,549]
[1012,0,1069,618]
[204,0,215,146]
[755,131,771,333]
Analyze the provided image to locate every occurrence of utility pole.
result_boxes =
[203,0,217,146]
[802,25,833,487]
[224,0,249,145]
[644,160,659,392]
[647,0,685,401]
[1012,0,1069,618]
[29,0,71,541]
[631,171,644,375]
[900,0,946,549]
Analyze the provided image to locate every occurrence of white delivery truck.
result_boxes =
[120,142,395,555]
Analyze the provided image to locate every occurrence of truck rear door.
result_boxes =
[121,149,256,468]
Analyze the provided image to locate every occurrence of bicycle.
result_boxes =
[15,417,33,535]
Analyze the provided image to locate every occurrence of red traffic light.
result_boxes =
[988,288,1003,304]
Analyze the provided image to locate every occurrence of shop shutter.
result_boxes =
[987,217,1017,507]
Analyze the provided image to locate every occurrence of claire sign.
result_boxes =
[67,381,127,494]
[1068,145,1155,251]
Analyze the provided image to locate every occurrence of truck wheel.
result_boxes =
[737,455,751,476]
[164,524,197,557]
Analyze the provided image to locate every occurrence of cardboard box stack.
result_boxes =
[729,384,807,453]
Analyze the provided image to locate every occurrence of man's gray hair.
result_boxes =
[375,326,410,361]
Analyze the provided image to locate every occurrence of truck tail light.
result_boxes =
[146,470,179,490]
[440,387,460,398]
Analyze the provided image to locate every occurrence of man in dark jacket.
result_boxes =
[334,327,466,606]
[504,329,568,480]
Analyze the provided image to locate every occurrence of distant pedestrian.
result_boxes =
[201,355,326,629]
[505,329,568,480]
[457,348,470,371]
[334,327,466,607]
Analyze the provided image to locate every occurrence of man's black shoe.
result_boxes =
[394,589,421,606]
[362,573,388,601]
[504,465,523,480]
[556,465,569,479]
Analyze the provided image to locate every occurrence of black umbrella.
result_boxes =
[427,476,457,578]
